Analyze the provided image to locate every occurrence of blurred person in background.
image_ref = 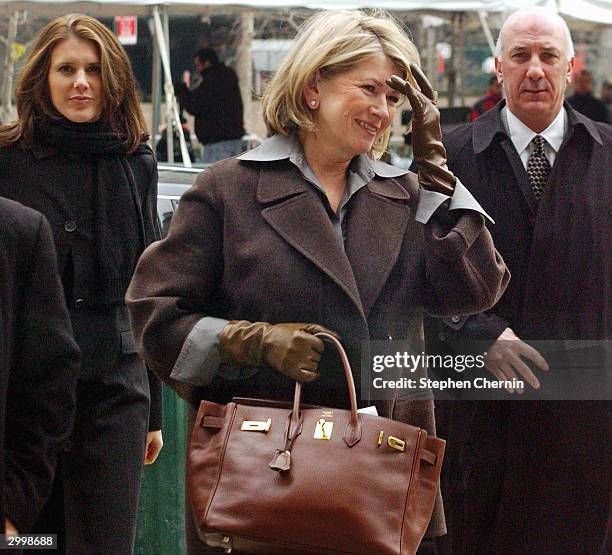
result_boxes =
[176,47,245,163]
[0,14,163,554]
[156,114,194,164]
[470,75,503,121]
[568,68,609,123]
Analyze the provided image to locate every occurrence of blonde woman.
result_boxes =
[0,14,162,554]
[127,10,508,553]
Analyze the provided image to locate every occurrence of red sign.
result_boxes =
[115,16,137,46]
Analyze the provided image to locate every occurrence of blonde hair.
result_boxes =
[261,10,420,159]
[0,13,148,153]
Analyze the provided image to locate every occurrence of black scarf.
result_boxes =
[35,116,149,304]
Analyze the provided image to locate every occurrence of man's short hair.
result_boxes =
[195,47,219,65]
[494,6,574,61]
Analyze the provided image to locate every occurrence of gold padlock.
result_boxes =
[314,418,333,440]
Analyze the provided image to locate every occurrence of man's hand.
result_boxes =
[485,327,549,393]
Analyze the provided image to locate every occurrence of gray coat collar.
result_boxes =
[239,133,409,177]
[244,134,411,204]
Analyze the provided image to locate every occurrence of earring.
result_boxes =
[310,100,317,107]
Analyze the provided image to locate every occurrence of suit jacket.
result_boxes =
[127,155,509,538]
[437,101,610,343]
[0,198,79,532]
[432,101,611,554]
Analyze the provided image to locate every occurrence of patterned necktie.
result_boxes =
[527,135,551,200]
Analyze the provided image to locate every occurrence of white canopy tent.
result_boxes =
[1,0,611,164]
[1,1,611,22]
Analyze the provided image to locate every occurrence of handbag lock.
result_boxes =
[240,418,272,432]
[387,436,406,452]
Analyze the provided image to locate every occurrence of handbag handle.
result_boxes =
[270,333,363,470]
[292,332,362,447]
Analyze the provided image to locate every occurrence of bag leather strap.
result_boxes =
[290,333,362,448]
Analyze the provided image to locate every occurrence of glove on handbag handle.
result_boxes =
[270,333,363,471]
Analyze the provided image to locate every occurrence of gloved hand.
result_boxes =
[218,321,336,382]
[387,63,456,196]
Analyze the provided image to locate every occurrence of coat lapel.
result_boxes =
[257,164,363,312]
[344,177,413,317]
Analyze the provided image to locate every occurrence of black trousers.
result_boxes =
[28,306,150,555]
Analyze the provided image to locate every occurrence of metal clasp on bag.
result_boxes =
[387,436,406,452]
[205,533,233,553]
[241,418,271,432]
[221,536,232,553]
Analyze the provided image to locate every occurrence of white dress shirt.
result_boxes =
[504,106,568,168]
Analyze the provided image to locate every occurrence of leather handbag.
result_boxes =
[187,333,445,554]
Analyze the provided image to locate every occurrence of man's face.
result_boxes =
[495,12,574,131]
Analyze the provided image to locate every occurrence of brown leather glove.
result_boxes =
[387,63,455,196]
[218,321,335,382]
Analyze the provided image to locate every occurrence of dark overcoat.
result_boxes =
[0,198,79,532]
[0,143,162,553]
[431,101,611,554]
[127,155,509,551]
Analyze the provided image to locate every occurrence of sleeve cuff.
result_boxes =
[415,179,494,224]
[169,317,228,386]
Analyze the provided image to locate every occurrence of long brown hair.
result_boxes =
[0,13,148,153]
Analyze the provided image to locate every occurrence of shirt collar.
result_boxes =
[504,105,566,155]
[238,133,409,179]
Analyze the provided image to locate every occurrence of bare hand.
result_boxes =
[4,519,18,534]
[485,327,549,393]
[144,430,163,465]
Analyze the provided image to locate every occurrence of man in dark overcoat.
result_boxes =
[431,7,611,554]
[0,198,80,535]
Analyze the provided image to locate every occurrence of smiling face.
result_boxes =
[495,12,573,132]
[47,36,103,123]
[305,52,402,161]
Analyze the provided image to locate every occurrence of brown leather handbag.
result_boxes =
[187,333,445,554]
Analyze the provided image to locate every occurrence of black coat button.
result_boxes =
[64,220,77,232]
[74,298,85,308]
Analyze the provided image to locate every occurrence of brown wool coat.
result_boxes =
[126,156,509,546]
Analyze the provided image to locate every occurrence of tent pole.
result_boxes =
[236,11,254,136]
[0,11,19,124]
[458,12,465,107]
[152,5,192,167]
[162,5,173,163]
[150,13,161,152]
[478,10,496,57]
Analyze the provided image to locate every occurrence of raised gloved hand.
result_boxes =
[387,63,456,196]
[218,321,336,382]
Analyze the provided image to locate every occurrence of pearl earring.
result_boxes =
[310,100,317,106]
